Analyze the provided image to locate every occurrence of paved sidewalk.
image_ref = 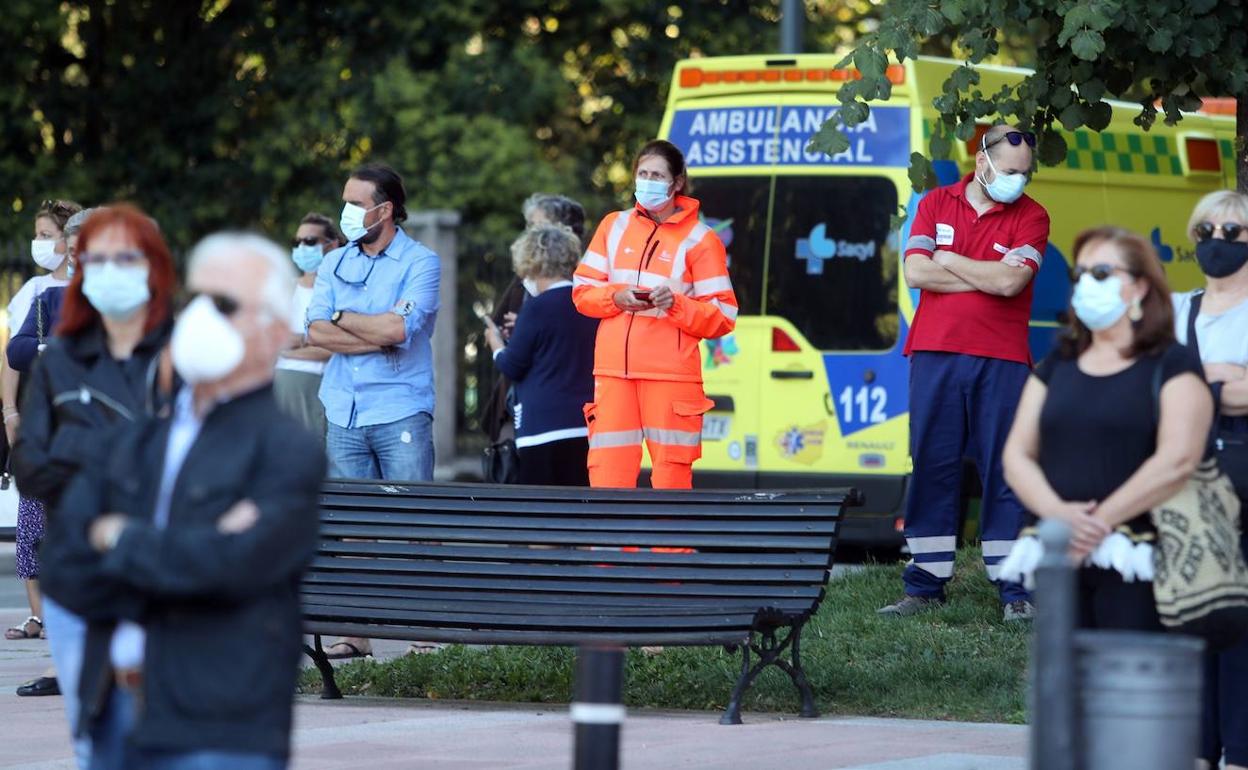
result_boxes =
[0,606,1026,769]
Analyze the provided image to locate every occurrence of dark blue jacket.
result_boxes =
[8,286,65,372]
[493,284,597,447]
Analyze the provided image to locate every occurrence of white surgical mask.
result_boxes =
[31,239,62,271]
[634,178,673,211]
[82,263,151,319]
[339,202,382,243]
[977,153,1028,204]
[292,243,324,273]
[171,295,245,385]
[1070,273,1128,331]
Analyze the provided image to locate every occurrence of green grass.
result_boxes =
[299,547,1030,723]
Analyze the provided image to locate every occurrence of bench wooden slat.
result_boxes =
[301,591,812,618]
[305,620,751,647]
[310,555,826,584]
[317,524,833,550]
[303,603,757,631]
[304,570,825,599]
[302,585,814,612]
[317,541,832,568]
[322,479,858,503]
[320,510,838,534]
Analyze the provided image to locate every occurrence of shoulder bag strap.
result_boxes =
[1186,291,1203,361]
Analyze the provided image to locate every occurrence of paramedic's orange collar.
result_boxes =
[634,195,702,225]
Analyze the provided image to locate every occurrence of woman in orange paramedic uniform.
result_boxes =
[573,140,738,488]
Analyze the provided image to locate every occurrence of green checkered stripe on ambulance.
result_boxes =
[1063,131,1182,175]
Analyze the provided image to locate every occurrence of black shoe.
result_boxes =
[876,595,947,617]
[16,676,59,697]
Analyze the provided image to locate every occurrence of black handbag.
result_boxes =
[1186,291,1248,500]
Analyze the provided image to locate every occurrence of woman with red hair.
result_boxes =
[11,203,177,761]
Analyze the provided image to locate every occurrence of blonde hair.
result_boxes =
[1187,190,1248,241]
[511,224,581,280]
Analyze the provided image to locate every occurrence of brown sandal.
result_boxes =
[4,616,43,640]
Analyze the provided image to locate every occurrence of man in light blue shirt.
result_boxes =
[307,163,440,482]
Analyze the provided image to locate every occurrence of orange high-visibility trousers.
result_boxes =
[584,376,714,489]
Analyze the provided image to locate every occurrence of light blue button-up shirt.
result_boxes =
[306,227,440,429]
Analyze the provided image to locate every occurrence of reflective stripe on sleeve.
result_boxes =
[708,298,739,321]
[581,250,609,272]
[906,235,936,252]
[573,274,606,288]
[1008,244,1043,267]
[692,275,734,296]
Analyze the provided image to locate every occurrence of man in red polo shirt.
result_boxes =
[879,124,1048,621]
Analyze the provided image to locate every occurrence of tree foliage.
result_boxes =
[809,0,1248,190]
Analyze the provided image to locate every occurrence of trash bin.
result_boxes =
[1075,631,1204,770]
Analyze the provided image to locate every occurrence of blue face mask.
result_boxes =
[978,152,1028,204]
[634,178,673,211]
[82,263,151,320]
[292,243,324,273]
[1071,273,1127,331]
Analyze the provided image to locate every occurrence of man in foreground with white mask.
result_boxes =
[879,124,1049,622]
[62,233,325,770]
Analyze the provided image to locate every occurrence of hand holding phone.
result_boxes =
[632,289,652,302]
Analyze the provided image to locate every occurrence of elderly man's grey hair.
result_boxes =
[186,232,296,325]
[64,207,97,238]
[521,193,587,239]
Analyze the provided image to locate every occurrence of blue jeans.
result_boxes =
[89,685,137,770]
[43,595,91,769]
[326,411,434,482]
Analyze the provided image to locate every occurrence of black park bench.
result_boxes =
[301,480,859,724]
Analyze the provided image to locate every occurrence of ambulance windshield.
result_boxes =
[694,175,899,351]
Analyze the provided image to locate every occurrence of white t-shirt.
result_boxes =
[1173,290,1248,365]
[276,284,326,375]
[6,275,69,337]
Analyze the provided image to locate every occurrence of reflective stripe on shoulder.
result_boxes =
[671,221,713,284]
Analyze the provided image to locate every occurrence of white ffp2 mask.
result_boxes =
[171,295,245,385]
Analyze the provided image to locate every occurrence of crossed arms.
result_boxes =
[904,249,1034,297]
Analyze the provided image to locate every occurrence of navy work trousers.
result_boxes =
[903,351,1030,603]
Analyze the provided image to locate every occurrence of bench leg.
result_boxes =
[772,621,818,718]
[304,634,343,700]
[719,620,817,725]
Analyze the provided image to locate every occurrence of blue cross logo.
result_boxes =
[795,223,837,275]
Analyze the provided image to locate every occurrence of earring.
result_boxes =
[1128,296,1143,322]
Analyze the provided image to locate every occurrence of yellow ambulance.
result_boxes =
[657,54,1237,544]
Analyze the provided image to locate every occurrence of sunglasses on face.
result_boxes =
[79,250,147,267]
[1070,263,1137,282]
[1194,221,1246,242]
[290,236,326,248]
[181,291,241,317]
[983,130,1037,151]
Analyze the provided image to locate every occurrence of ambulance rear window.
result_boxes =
[768,175,898,351]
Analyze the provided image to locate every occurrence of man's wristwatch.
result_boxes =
[331,310,344,326]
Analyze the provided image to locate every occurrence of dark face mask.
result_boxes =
[1196,238,1248,278]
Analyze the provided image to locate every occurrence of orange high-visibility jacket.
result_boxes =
[573,196,738,383]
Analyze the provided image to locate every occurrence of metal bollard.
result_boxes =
[572,645,625,770]
[1030,519,1077,770]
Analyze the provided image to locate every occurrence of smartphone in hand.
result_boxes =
[633,290,652,302]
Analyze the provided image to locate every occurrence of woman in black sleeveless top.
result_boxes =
[1002,226,1212,630]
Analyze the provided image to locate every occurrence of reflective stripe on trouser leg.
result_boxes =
[638,379,710,490]
[586,376,644,488]
[902,352,970,598]
[967,356,1032,603]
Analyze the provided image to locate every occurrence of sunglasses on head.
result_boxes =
[290,236,325,248]
[1070,263,1137,282]
[1194,221,1245,242]
[983,130,1037,151]
[181,291,240,317]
